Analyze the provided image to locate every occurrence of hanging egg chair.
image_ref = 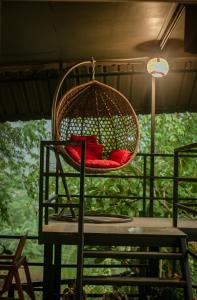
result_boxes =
[52,60,140,173]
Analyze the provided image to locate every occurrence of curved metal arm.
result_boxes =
[51,60,93,139]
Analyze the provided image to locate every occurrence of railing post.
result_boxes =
[45,145,50,224]
[173,150,179,227]
[55,147,59,215]
[142,155,147,216]
[149,154,155,217]
[39,141,45,237]
[76,141,86,300]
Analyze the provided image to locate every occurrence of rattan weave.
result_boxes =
[53,80,140,172]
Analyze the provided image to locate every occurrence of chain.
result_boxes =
[91,57,96,80]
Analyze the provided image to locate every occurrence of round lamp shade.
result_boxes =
[147,58,169,78]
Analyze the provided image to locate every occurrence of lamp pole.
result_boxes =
[147,58,169,217]
[151,77,156,155]
[147,58,169,278]
[149,76,156,216]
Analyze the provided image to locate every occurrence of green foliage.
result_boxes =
[1,113,197,297]
[1,113,197,233]
[0,120,49,231]
[139,112,197,154]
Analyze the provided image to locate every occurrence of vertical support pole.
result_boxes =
[142,155,147,216]
[45,146,50,224]
[149,77,159,277]
[43,244,54,300]
[180,237,193,300]
[173,150,179,227]
[39,142,44,237]
[54,244,62,300]
[76,141,86,300]
[151,77,156,156]
[149,76,156,217]
[55,154,59,214]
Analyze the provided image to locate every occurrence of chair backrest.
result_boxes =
[1,235,27,294]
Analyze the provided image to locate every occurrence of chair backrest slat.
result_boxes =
[1,235,27,294]
[14,235,27,261]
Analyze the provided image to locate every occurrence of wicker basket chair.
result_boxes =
[52,61,140,173]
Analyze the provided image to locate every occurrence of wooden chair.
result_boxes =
[0,235,36,300]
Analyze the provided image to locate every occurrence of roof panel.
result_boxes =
[1,1,197,121]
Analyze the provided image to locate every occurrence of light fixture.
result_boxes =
[147,58,169,78]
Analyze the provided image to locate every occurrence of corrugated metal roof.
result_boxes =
[0,62,197,122]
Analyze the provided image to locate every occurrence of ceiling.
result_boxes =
[1,0,197,122]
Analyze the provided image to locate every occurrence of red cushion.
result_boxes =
[86,143,103,160]
[65,145,80,162]
[65,143,103,161]
[86,159,120,168]
[108,149,131,165]
[69,134,97,143]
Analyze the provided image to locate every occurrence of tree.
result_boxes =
[0,120,49,229]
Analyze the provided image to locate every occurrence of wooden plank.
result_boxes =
[43,217,194,234]
[41,217,197,244]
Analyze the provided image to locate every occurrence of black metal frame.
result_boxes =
[37,140,197,299]
[173,142,197,227]
[0,234,194,299]
[39,141,197,234]
[39,140,87,300]
[1,142,197,299]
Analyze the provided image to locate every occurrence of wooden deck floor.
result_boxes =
[41,217,197,244]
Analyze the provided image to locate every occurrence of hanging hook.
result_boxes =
[91,57,96,80]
